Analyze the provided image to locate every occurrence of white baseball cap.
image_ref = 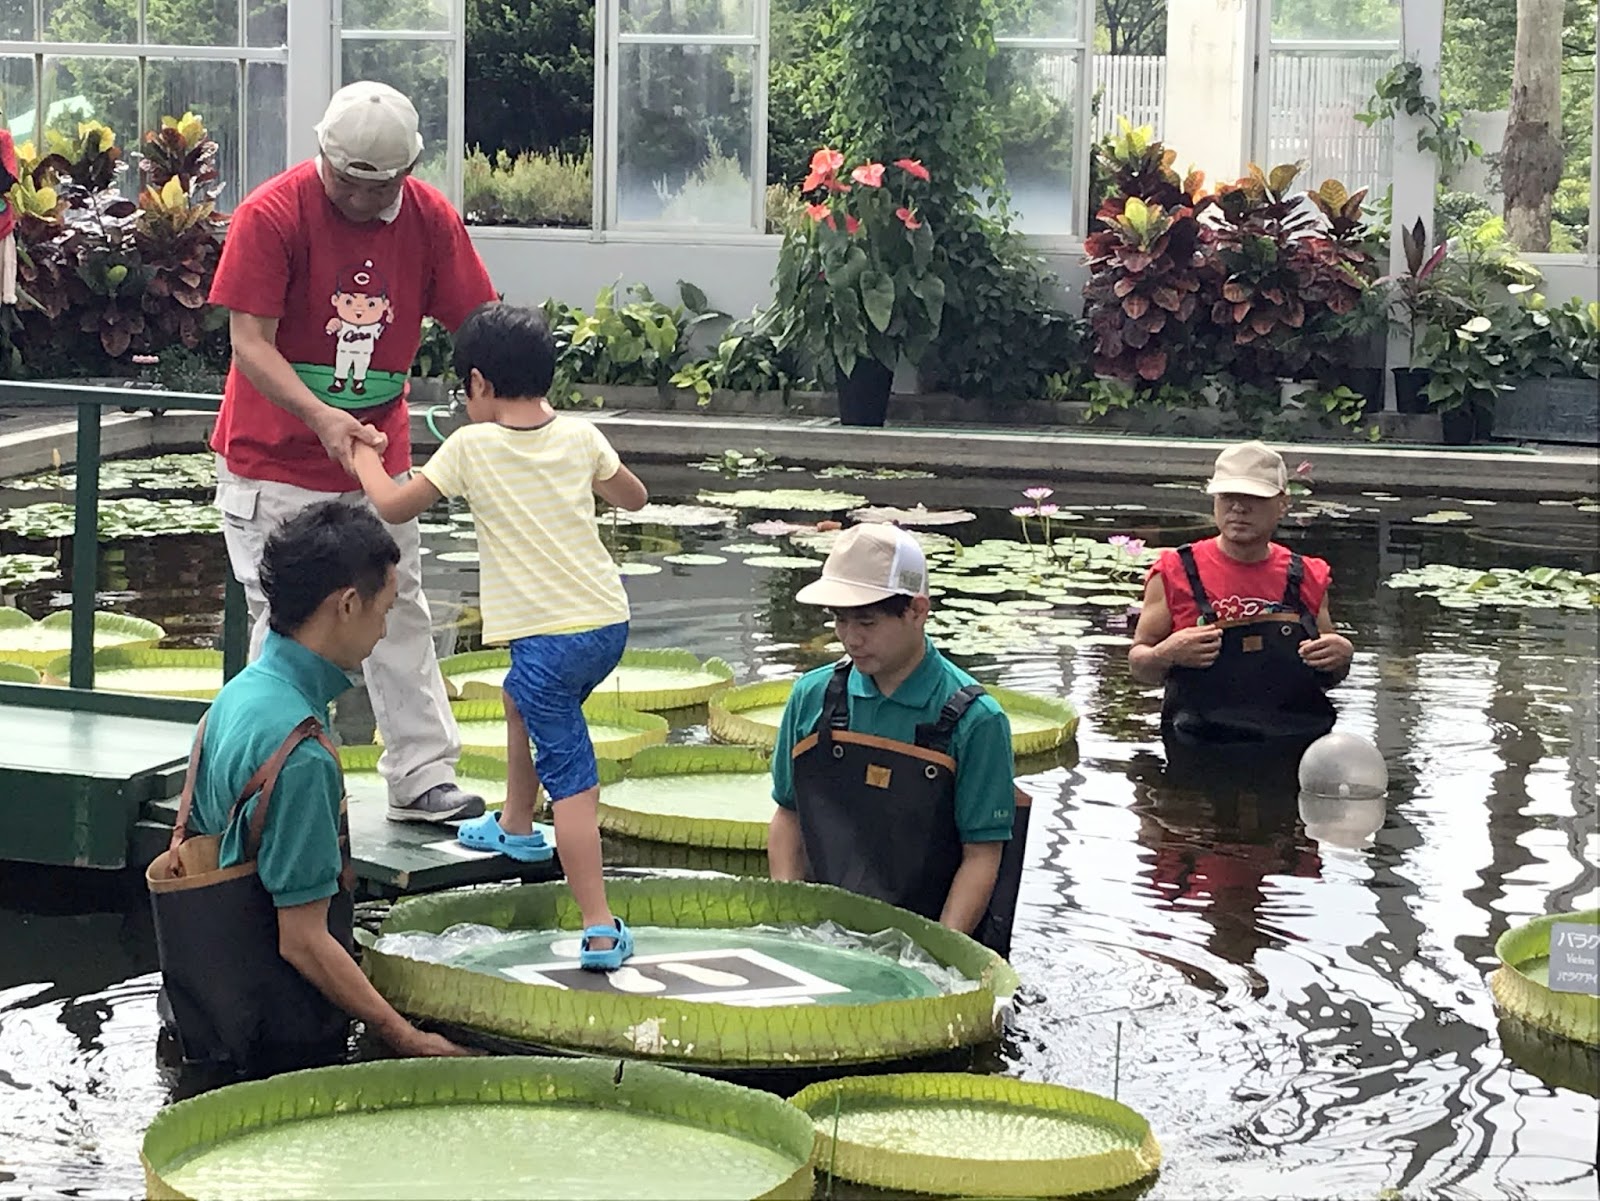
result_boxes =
[1206,440,1289,498]
[315,82,423,181]
[796,523,928,609]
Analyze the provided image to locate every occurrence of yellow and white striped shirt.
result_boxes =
[418,417,630,644]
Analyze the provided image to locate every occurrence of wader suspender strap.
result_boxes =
[816,659,854,752]
[1176,543,1218,624]
[1283,552,1320,637]
[165,715,337,877]
[914,684,987,755]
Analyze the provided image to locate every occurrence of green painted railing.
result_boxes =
[0,379,247,706]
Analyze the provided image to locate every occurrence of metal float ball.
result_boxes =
[1297,731,1388,800]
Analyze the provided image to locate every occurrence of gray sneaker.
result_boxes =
[387,783,487,824]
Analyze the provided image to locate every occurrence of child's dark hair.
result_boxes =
[452,302,556,399]
[260,502,400,635]
[828,595,915,620]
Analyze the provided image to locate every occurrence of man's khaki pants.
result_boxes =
[215,458,461,804]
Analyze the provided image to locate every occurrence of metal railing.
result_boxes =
[0,379,247,704]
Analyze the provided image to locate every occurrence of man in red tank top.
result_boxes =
[207,82,498,824]
[1129,442,1355,748]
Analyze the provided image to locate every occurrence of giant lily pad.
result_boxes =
[140,1057,816,1200]
[0,608,165,667]
[440,648,735,711]
[1384,564,1600,610]
[607,503,739,527]
[1489,909,1600,1047]
[597,745,772,850]
[789,1073,1162,1198]
[0,662,41,684]
[362,876,1017,1068]
[432,697,668,760]
[698,489,867,512]
[43,647,223,697]
[790,528,961,559]
[847,505,977,527]
[709,679,1078,757]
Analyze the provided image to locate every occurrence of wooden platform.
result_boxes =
[138,773,558,899]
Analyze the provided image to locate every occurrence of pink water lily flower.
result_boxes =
[1034,503,1059,517]
[1023,486,1054,501]
[1010,504,1036,517]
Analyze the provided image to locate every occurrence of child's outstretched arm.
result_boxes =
[593,464,648,512]
[351,441,444,526]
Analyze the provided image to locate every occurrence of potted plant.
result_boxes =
[1384,217,1448,414]
[1493,296,1600,444]
[767,148,947,427]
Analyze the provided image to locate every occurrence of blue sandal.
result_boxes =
[456,813,553,863]
[579,918,635,972]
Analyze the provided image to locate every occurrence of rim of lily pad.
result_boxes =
[595,744,772,850]
[0,661,41,684]
[338,743,511,784]
[436,697,669,760]
[709,679,1079,757]
[787,1072,1162,1199]
[698,489,868,512]
[440,648,736,710]
[0,608,166,666]
[362,876,1017,1069]
[140,1056,817,1201]
[1489,909,1600,1047]
[41,647,223,697]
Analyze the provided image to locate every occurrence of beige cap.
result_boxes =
[1206,440,1288,498]
[796,523,928,609]
[315,82,423,181]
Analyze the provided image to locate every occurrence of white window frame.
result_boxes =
[332,0,465,209]
[993,0,1095,248]
[599,0,769,234]
[5,0,288,194]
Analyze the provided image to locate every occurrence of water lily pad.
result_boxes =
[698,488,867,512]
[416,521,453,535]
[340,745,515,810]
[995,599,1056,613]
[815,465,936,480]
[1384,563,1600,610]
[618,562,662,576]
[0,553,59,589]
[609,504,739,527]
[793,528,961,558]
[4,451,216,494]
[435,550,480,564]
[441,648,735,711]
[0,498,223,540]
[662,553,728,566]
[1412,510,1474,524]
[0,609,165,667]
[848,505,977,527]
[43,647,223,697]
[721,543,782,555]
[412,698,668,759]
[597,745,773,849]
[746,556,823,570]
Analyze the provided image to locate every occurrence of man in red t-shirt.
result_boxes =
[208,81,497,823]
[1129,441,1355,748]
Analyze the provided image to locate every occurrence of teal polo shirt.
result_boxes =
[190,629,350,908]
[772,637,1016,842]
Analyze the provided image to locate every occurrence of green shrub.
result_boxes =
[764,184,807,235]
[655,149,754,227]
[463,146,593,228]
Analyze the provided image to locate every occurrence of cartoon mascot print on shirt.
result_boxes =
[325,259,394,396]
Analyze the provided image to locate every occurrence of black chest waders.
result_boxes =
[1160,543,1338,751]
[791,660,1031,959]
[145,715,356,1078]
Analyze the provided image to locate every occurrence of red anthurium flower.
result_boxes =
[824,176,851,194]
[844,215,861,234]
[806,202,831,222]
[894,158,930,182]
[896,206,922,229]
[811,147,844,175]
[851,162,886,188]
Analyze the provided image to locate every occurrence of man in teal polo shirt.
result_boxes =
[153,501,465,1074]
[768,524,1019,948]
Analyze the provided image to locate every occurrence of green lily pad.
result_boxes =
[435,550,480,564]
[815,465,935,480]
[441,648,735,711]
[721,543,782,555]
[1384,563,1600,610]
[433,697,668,760]
[597,745,773,849]
[608,504,740,527]
[0,498,223,540]
[0,553,59,588]
[847,505,977,527]
[4,451,216,494]
[43,647,223,697]
[1412,510,1474,524]
[618,562,662,576]
[0,661,41,683]
[0,608,165,667]
[662,553,728,566]
[792,528,962,558]
[339,745,515,810]
[697,489,867,512]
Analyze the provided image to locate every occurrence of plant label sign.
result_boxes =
[505,947,850,1006]
[1547,923,1600,996]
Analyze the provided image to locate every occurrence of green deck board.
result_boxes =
[141,773,556,897]
[0,705,195,778]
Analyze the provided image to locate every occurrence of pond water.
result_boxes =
[1,457,1597,1199]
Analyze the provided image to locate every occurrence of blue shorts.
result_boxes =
[503,622,629,803]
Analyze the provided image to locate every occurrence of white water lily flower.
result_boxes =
[1507,282,1536,294]
[1461,315,1492,334]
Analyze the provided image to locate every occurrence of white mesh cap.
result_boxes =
[315,81,423,180]
[795,523,928,608]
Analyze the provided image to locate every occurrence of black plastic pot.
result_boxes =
[1392,367,1431,414]
[1346,366,1385,414]
[837,359,893,427]
[1439,405,1476,446]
